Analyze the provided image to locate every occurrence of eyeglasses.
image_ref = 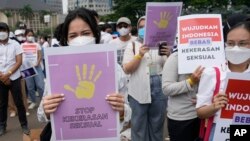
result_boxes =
[225,41,250,48]
[117,24,128,29]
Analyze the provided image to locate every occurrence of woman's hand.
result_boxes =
[213,92,228,111]
[159,46,171,57]
[106,93,125,115]
[0,73,11,84]
[139,44,150,57]
[42,94,65,118]
[189,65,205,85]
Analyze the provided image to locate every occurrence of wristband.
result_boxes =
[134,54,142,60]
[187,78,194,86]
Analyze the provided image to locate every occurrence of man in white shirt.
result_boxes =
[110,17,137,65]
[0,22,30,136]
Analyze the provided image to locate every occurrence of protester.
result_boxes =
[7,29,30,118]
[0,22,30,136]
[51,23,63,47]
[162,43,204,141]
[100,23,113,43]
[196,21,250,141]
[110,17,137,65]
[103,23,113,34]
[123,16,170,141]
[22,29,45,109]
[37,8,131,140]
[14,29,26,44]
[39,35,50,48]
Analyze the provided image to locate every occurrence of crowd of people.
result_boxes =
[0,6,250,141]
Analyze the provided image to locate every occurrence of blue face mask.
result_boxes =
[138,27,145,39]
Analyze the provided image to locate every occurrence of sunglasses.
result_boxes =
[117,24,129,29]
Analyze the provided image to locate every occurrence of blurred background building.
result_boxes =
[0,0,65,36]
[68,0,113,15]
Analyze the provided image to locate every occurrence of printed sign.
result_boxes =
[45,44,119,141]
[144,2,182,48]
[177,14,226,74]
[22,43,38,65]
[213,72,250,141]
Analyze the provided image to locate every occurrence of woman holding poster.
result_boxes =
[123,16,170,141]
[196,21,250,141]
[162,51,204,141]
[21,29,45,110]
[37,8,131,140]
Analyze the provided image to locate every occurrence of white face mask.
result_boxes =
[17,36,25,42]
[0,32,8,40]
[225,46,250,64]
[68,36,95,46]
[117,27,130,36]
[27,36,35,42]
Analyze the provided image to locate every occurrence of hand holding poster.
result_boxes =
[177,14,226,74]
[44,44,119,141]
[20,60,38,79]
[20,43,39,78]
[144,2,182,48]
[213,72,250,141]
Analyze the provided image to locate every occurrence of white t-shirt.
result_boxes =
[0,39,23,80]
[109,36,137,65]
[196,65,250,122]
[123,41,166,104]
[51,38,59,47]
[100,31,113,44]
[42,41,50,48]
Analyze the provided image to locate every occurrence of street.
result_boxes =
[0,108,46,141]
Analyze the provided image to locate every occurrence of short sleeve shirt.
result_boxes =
[0,39,23,80]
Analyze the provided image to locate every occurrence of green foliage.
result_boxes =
[36,27,55,37]
[231,0,250,6]
[15,21,23,29]
[19,4,34,20]
[106,0,249,25]
[4,11,12,17]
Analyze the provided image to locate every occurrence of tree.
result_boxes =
[102,0,166,25]
[4,11,12,18]
[104,0,250,25]
[19,4,34,28]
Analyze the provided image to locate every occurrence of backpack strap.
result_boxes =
[132,41,135,55]
[199,67,220,141]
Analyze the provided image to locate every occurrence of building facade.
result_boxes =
[41,0,63,14]
[0,0,63,35]
[68,0,113,15]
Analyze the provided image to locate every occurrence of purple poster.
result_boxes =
[144,2,182,48]
[45,45,119,141]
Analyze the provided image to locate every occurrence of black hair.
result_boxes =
[60,8,100,46]
[227,21,250,38]
[101,23,112,32]
[223,14,250,41]
[0,22,10,33]
[90,10,99,19]
[131,26,138,36]
[25,29,34,36]
[54,23,63,41]
[41,35,48,41]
